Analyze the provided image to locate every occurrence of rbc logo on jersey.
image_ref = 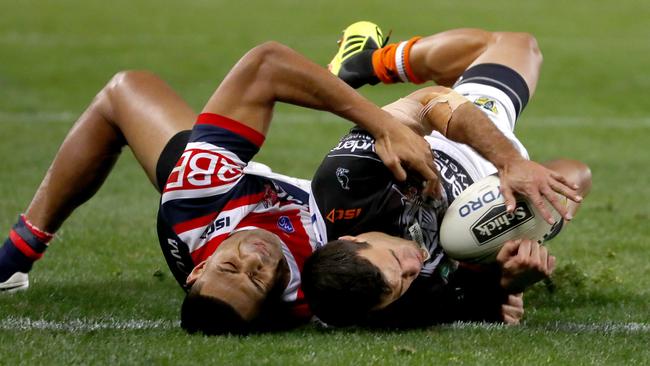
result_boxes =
[277,216,295,234]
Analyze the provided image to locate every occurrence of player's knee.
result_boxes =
[548,159,592,196]
[573,160,592,196]
[100,70,161,115]
[517,32,542,65]
[106,70,158,95]
[498,32,543,65]
[245,41,293,71]
[564,159,592,195]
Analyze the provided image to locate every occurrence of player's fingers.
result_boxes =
[420,157,441,198]
[529,191,555,225]
[538,245,549,274]
[550,179,583,204]
[541,186,570,221]
[416,155,439,183]
[496,239,522,263]
[517,239,533,259]
[502,301,524,324]
[530,240,541,262]
[502,312,520,325]
[548,254,557,274]
[509,293,524,307]
[500,183,517,213]
[550,170,579,190]
[385,154,407,182]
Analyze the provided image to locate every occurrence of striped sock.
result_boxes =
[0,215,53,282]
[371,36,424,84]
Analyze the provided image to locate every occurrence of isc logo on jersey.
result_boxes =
[165,148,243,191]
[440,175,561,263]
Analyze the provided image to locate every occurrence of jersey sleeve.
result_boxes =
[159,113,266,247]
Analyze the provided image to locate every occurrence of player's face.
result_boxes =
[342,232,426,309]
[186,229,290,320]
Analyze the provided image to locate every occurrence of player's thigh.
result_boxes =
[106,70,196,181]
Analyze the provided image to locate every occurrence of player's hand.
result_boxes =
[498,158,582,224]
[373,120,441,197]
[501,293,524,325]
[497,239,556,293]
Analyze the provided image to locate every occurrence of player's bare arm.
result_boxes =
[415,86,581,223]
[350,29,582,222]
[202,41,437,184]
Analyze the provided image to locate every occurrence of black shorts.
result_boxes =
[155,130,192,191]
[155,130,194,289]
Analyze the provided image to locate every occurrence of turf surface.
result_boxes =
[1,0,649,364]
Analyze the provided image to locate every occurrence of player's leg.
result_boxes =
[329,22,541,91]
[1,70,195,291]
[28,70,195,232]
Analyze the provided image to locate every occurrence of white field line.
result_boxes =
[0,32,211,47]
[449,321,650,334]
[0,316,178,331]
[1,316,648,333]
[0,111,78,124]
[2,111,650,128]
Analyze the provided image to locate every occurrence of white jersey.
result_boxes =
[428,82,530,205]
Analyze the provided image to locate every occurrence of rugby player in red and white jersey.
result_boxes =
[0,41,441,333]
[0,27,581,334]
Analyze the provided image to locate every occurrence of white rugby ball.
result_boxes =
[440,175,563,263]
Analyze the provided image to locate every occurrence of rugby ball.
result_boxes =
[440,175,563,263]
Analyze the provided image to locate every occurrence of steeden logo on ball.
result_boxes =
[470,201,534,245]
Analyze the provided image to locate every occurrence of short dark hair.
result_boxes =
[301,239,391,326]
[180,281,251,335]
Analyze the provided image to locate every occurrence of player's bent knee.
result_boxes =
[244,41,293,72]
[497,32,543,64]
[545,159,592,196]
[563,159,591,195]
[573,160,592,195]
[107,70,161,94]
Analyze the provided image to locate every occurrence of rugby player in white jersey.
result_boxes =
[303,22,591,327]
[0,27,580,334]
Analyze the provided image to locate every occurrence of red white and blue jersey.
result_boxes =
[157,113,324,319]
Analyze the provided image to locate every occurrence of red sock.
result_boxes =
[8,214,53,261]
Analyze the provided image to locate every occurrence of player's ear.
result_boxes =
[186,260,209,286]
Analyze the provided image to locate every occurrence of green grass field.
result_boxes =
[1,0,649,364]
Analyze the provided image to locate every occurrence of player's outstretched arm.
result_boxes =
[201,41,438,184]
[383,85,581,222]
[407,29,580,221]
